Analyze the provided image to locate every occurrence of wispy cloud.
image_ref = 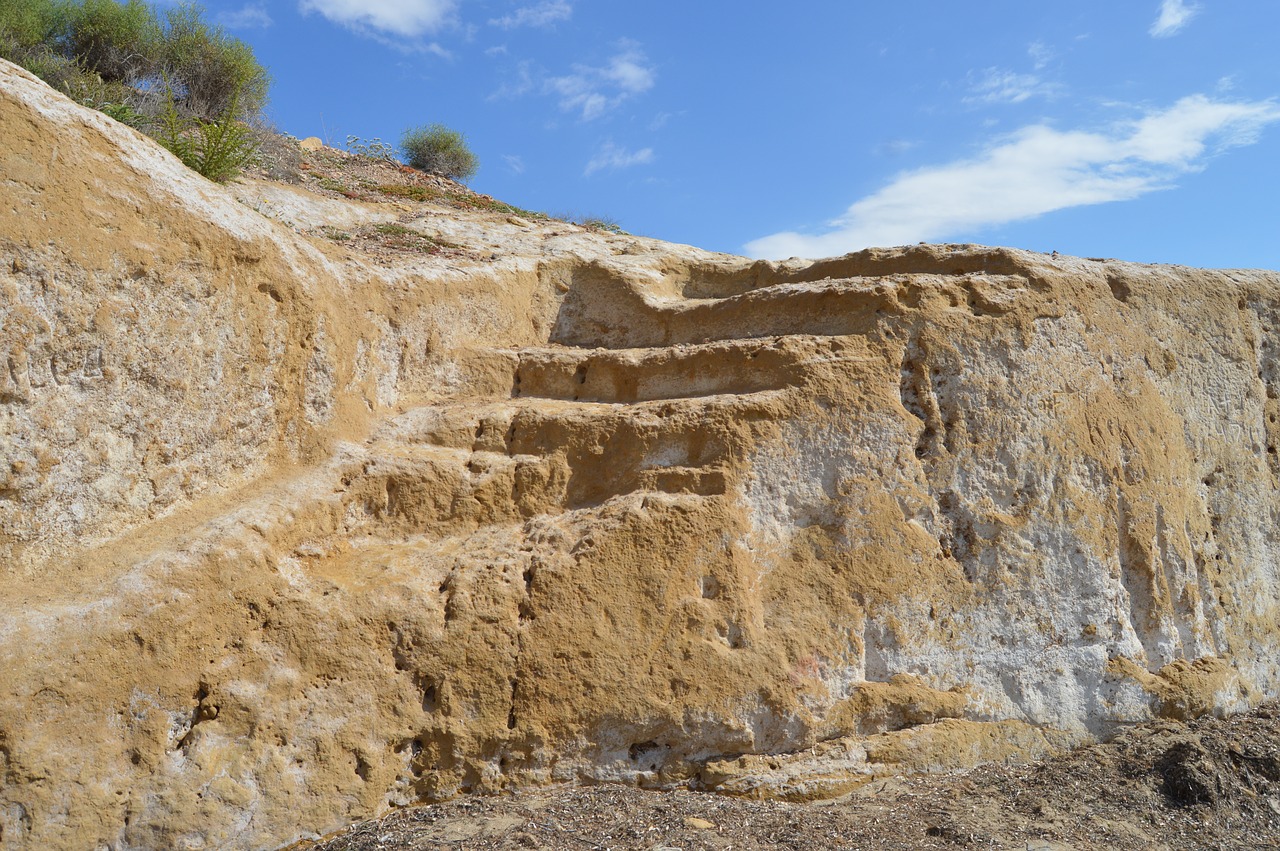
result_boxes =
[874,139,918,156]
[1151,0,1200,38]
[1027,40,1054,70]
[503,154,526,174]
[649,111,681,131]
[490,0,572,29]
[218,3,272,28]
[299,0,456,39]
[745,95,1280,259]
[548,40,655,120]
[584,141,654,176]
[489,59,536,100]
[489,41,656,120]
[964,68,1061,105]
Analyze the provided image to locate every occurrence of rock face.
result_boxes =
[2,59,1280,850]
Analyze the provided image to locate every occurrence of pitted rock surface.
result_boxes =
[3,59,1280,850]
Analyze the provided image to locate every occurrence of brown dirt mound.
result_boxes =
[298,704,1280,851]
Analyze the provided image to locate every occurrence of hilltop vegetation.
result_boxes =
[0,0,267,122]
[0,0,268,180]
[0,0,481,186]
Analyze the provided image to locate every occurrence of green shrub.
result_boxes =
[0,0,67,51]
[400,124,478,182]
[98,98,147,127]
[62,70,144,116]
[552,212,626,234]
[155,85,257,182]
[1,0,268,125]
[0,0,76,88]
[6,43,84,88]
[64,0,159,83]
[159,3,267,121]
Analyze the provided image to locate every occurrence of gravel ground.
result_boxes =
[292,704,1280,851]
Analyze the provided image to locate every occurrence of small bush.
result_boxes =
[0,0,67,52]
[159,3,268,121]
[7,44,85,89]
[373,222,416,237]
[346,135,398,162]
[401,124,478,182]
[553,212,626,234]
[250,124,302,183]
[375,184,440,202]
[98,99,147,127]
[155,84,257,182]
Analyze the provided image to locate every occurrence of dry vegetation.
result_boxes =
[284,143,540,216]
[246,139,624,260]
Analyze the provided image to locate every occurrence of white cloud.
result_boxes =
[219,4,272,28]
[649,111,679,131]
[547,40,655,120]
[584,141,654,176]
[745,95,1280,260]
[1027,40,1053,70]
[503,154,526,174]
[964,68,1061,105]
[874,139,918,156]
[298,0,456,38]
[489,60,535,100]
[490,0,572,29]
[1151,0,1200,38]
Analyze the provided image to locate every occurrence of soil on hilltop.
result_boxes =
[297,704,1280,851]
[246,134,619,259]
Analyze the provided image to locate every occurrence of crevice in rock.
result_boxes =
[1116,492,1165,668]
[1106,272,1132,303]
[507,677,519,730]
[628,740,662,772]
[176,682,218,752]
[518,564,536,622]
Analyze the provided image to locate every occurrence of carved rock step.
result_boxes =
[452,335,878,405]
[359,391,784,520]
[510,339,804,403]
[555,271,1033,349]
[667,245,1038,300]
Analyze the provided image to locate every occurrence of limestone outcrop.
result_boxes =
[3,58,1280,850]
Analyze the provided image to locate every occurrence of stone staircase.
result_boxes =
[309,249,1040,555]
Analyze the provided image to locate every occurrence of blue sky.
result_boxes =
[203,0,1280,269]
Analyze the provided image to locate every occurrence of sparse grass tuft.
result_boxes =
[373,222,417,237]
[578,216,625,234]
[375,183,443,203]
[552,212,627,234]
[346,135,399,162]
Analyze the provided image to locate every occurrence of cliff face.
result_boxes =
[3,58,1280,850]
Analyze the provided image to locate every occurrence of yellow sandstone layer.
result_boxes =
[2,59,1278,849]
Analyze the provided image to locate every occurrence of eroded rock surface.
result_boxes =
[2,59,1279,850]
